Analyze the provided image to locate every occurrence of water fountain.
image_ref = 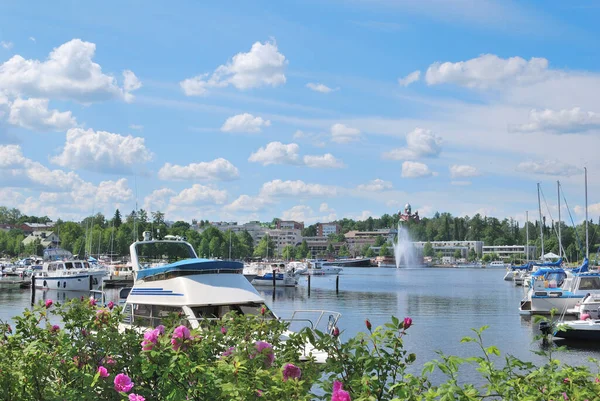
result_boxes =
[393,222,415,268]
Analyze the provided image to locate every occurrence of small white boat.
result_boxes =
[488,261,508,268]
[251,266,298,287]
[33,248,107,291]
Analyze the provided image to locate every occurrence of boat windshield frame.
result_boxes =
[133,240,197,269]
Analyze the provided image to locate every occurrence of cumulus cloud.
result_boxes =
[331,123,361,143]
[8,98,77,131]
[516,160,582,176]
[96,178,133,203]
[319,202,334,213]
[223,194,271,213]
[170,184,227,205]
[248,142,301,165]
[303,153,345,168]
[180,40,287,95]
[383,128,442,160]
[425,54,549,89]
[306,83,337,93]
[281,204,337,224]
[143,188,176,211]
[0,39,140,102]
[158,158,240,181]
[260,179,338,198]
[398,70,421,87]
[510,108,600,134]
[449,164,479,178]
[356,178,393,192]
[51,128,153,173]
[401,161,433,178]
[221,113,271,133]
[129,124,143,130]
[0,144,27,168]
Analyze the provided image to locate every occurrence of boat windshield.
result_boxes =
[135,242,196,268]
[190,303,273,320]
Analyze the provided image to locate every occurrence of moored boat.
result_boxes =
[33,248,107,291]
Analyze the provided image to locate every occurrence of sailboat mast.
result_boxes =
[538,183,544,261]
[526,211,529,262]
[558,181,562,258]
[585,167,589,259]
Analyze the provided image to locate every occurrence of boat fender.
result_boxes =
[581,313,591,321]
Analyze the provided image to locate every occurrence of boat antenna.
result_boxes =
[585,167,589,260]
[229,229,232,260]
[557,180,562,259]
[525,211,529,262]
[537,183,544,261]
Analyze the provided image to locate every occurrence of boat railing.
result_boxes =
[282,310,342,334]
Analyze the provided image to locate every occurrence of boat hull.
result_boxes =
[554,320,600,341]
[35,272,105,291]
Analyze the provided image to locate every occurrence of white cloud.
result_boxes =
[29,37,36,43]
[158,158,239,181]
[122,70,142,102]
[96,178,133,203]
[170,184,227,205]
[8,98,77,131]
[330,123,361,143]
[180,40,287,95]
[510,108,600,134]
[516,160,582,177]
[319,202,335,213]
[51,128,153,173]
[0,39,140,102]
[398,70,421,87]
[221,113,271,133]
[223,194,271,213]
[293,130,327,148]
[383,128,442,160]
[303,153,345,169]
[449,164,479,178]
[248,142,301,165]
[281,204,337,224]
[143,188,176,211]
[1,41,13,50]
[129,124,143,130]
[401,161,433,178]
[0,144,27,167]
[451,181,472,186]
[425,54,549,89]
[306,83,337,93]
[357,178,393,192]
[260,179,338,198]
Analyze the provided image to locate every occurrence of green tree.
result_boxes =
[296,240,310,259]
[112,209,122,228]
[253,235,275,259]
[468,248,477,261]
[453,249,462,259]
[374,235,386,247]
[282,245,295,260]
[379,243,390,257]
[365,247,375,257]
[326,243,335,257]
[423,241,434,257]
[338,244,350,257]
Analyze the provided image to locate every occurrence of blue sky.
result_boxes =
[0,0,599,225]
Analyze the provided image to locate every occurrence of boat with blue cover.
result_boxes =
[119,232,340,362]
[519,258,600,315]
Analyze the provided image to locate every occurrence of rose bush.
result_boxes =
[0,298,599,400]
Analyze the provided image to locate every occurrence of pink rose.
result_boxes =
[114,373,134,393]
[97,366,109,378]
[45,299,53,309]
[283,363,301,381]
[403,317,413,330]
[128,394,145,401]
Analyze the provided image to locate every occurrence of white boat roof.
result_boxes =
[126,273,265,307]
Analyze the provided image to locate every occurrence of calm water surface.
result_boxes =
[2,267,599,379]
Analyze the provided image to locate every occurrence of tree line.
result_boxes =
[0,206,598,263]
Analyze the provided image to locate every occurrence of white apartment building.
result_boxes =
[482,245,537,261]
[412,240,483,256]
[255,229,303,256]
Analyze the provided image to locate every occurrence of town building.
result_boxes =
[255,229,303,256]
[276,220,304,230]
[317,222,341,237]
[344,229,396,251]
[22,231,60,249]
[482,245,537,261]
[302,236,344,258]
[412,241,483,258]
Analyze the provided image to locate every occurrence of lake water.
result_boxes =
[2,267,599,380]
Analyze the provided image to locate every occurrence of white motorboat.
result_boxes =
[251,263,298,287]
[488,261,508,268]
[119,232,340,362]
[305,259,343,275]
[33,248,107,291]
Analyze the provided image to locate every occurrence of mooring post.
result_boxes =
[30,275,36,306]
[336,275,340,294]
[272,269,276,288]
[308,274,311,297]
